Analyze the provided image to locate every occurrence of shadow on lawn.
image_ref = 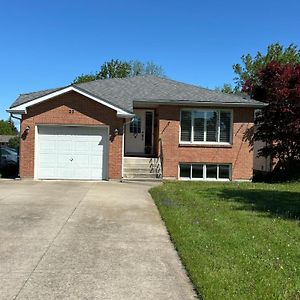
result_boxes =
[218,188,300,221]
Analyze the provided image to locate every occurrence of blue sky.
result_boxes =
[1,0,299,121]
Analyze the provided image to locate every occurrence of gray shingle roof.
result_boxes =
[10,87,64,108]
[10,76,264,111]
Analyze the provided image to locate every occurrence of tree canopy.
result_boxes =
[245,62,300,165]
[72,74,98,84]
[98,59,131,80]
[72,59,166,84]
[236,44,300,177]
[233,43,300,90]
[215,83,240,94]
[0,119,18,135]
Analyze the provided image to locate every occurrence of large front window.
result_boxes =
[180,109,232,144]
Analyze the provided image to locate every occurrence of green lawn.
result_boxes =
[150,181,300,300]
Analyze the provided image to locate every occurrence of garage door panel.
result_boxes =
[90,168,104,179]
[38,167,56,178]
[57,154,73,165]
[57,140,72,152]
[72,155,89,167]
[90,154,105,166]
[37,126,108,180]
[73,168,91,179]
[39,140,56,152]
[39,153,57,167]
[57,166,74,179]
[74,141,90,153]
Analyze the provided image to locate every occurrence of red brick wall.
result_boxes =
[158,106,254,180]
[20,91,124,179]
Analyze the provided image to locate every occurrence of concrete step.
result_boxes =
[123,173,161,179]
[123,162,151,168]
[123,157,162,181]
[124,157,160,164]
[123,168,158,174]
[121,178,162,183]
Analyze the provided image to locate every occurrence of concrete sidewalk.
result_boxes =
[0,180,196,299]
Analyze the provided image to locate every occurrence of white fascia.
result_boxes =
[7,86,134,118]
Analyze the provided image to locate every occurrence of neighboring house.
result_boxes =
[0,135,15,146]
[7,76,264,181]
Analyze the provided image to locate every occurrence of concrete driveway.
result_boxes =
[0,180,196,300]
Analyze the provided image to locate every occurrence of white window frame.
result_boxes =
[179,108,233,145]
[178,163,232,181]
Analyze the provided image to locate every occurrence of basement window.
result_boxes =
[179,163,231,180]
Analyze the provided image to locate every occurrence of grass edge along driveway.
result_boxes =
[150,181,300,300]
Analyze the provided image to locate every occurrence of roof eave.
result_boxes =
[6,108,26,114]
[7,86,133,118]
[133,100,267,108]
[117,112,135,118]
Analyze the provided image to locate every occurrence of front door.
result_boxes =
[125,109,154,155]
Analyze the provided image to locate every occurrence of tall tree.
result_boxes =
[129,60,165,77]
[72,74,97,84]
[232,43,300,177]
[233,43,300,90]
[72,59,166,84]
[0,119,18,135]
[97,59,131,79]
[8,136,19,149]
[215,83,241,94]
[245,62,300,174]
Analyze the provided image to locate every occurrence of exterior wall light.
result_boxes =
[114,128,119,136]
[21,125,30,140]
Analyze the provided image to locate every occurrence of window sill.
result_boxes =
[179,143,232,148]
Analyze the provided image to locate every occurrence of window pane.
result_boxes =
[180,111,192,141]
[193,111,205,141]
[130,116,141,134]
[219,165,230,179]
[180,164,191,178]
[206,165,217,179]
[192,164,203,178]
[220,112,231,143]
[206,112,218,142]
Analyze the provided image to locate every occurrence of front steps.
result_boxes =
[122,157,162,181]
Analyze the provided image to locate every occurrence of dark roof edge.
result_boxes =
[133,99,267,108]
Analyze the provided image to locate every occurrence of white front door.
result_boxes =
[37,125,108,180]
[125,109,154,155]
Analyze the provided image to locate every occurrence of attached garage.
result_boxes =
[36,125,108,180]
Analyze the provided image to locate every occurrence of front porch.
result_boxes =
[124,109,159,157]
[122,157,162,180]
[123,109,162,180]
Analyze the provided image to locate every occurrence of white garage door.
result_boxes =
[37,126,108,180]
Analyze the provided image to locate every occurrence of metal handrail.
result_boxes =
[158,138,163,178]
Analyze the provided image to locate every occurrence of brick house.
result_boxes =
[7,76,264,181]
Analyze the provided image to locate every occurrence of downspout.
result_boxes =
[10,113,21,122]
